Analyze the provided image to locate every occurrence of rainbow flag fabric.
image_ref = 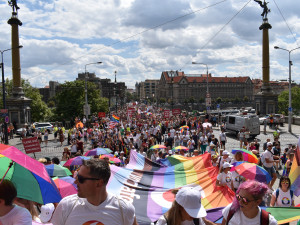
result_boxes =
[111,114,120,122]
[289,136,300,196]
[107,151,234,224]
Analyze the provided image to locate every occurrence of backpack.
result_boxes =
[275,189,293,203]
[226,204,269,225]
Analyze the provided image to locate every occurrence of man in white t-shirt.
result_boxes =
[262,142,279,190]
[51,159,137,225]
[0,180,32,225]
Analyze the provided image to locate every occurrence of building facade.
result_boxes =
[135,79,160,100]
[157,71,254,104]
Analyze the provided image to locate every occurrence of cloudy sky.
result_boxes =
[0,0,299,89]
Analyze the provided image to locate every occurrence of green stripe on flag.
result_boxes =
[266,207,300,224]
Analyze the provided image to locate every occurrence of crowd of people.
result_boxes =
[0,105,299,225]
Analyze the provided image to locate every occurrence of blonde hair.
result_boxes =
[164,189,184,225]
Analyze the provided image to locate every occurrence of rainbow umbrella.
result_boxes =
[172,146,189,152]
[150,145,167,150]
[0,144,61,204]
[45,164,72,177]
[147,112,152,116]
[63,156,91,167]
[99,155,121,164]
[179,125,189,130]
[234,162,272,183]
[84,147,112,156]
[232,148,258,164]
[52,177,77,198]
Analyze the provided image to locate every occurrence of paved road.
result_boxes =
[6,123,300,223]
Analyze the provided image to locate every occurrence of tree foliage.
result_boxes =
[54,80,108,121]
[278,86,300,116]
[4,79,52,122]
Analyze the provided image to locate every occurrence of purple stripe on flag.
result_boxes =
[147,166,168,221]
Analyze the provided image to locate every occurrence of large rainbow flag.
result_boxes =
[107,151,234,225]
[289,136,300,196]
[111,114,120,122]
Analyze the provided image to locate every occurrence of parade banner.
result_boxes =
[107,151,234,225]
[163,109,170,118]
[172,108,181,116]
[98,112,105,118]
[22,137,41,154]
[127,107,135,117]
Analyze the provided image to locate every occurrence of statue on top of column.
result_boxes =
[254,0,270,19]
[8,0,20,13]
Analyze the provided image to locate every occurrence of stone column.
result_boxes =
[8,12,24,97]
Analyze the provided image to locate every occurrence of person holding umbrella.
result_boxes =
[0,180,32,224]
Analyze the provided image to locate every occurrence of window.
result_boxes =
[228,117,235,124]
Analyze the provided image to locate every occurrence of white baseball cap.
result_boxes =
[223,162,233,169]
[175,187,207,218]
[39,203,55,223]
[267,142,273,147]
[222,150,230,156]
[168,150,173,154]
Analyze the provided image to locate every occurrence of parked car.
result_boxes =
[259,117,267,125]
[32,122,54,134]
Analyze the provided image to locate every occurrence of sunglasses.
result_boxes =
[236,194,256,205]
[76,174,100,184]
[281,181,289,184]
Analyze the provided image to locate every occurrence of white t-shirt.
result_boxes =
[222,203,277,225]
[231,171,244,189]
[51,193,135,225]
[272,188,294,207]
[217,172,233,189]
[170,129,176,138]
[156,215,205,225]
[219,156,232,169]
[263,150,274,168]
[0,205,32,225]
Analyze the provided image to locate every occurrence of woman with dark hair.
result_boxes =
[220,180,277,225]
[270,176,294,208]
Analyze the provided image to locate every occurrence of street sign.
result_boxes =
[288,107,292,112]
[205,97,211,107]
[83,104,90,116]
[5,116,9,123]
[0,109,8,114]
[0,113,8,118]
[217,104,220,109]
[207,106,210,111]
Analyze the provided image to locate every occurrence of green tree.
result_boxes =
[188,96,195,104]
[159,97,166,104]
[243,96,249,102]
[278,86,300,116]
[216,97,222,103]
[5,79,52,122]
[198,97,205,103]
[54,80,108,121]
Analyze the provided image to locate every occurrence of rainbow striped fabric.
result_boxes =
[289,136,300,196]
[111,114,120,122]
[107,151,234,224]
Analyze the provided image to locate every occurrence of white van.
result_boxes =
[225,114,260,138]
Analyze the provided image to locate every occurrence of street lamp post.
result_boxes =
[0,45,23,144]
[114,71,118,113]
[170,70,175,111]
[274,46,300,133]
[84,61,102,120]
[192,62,210,110]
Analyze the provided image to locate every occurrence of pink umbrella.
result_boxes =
[52,177,77,198]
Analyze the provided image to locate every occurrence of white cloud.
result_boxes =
[0,0,299,90]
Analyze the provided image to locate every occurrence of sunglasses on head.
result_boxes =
[236,194,256,205]
[76,174,100,184]
[281,181,289,184]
